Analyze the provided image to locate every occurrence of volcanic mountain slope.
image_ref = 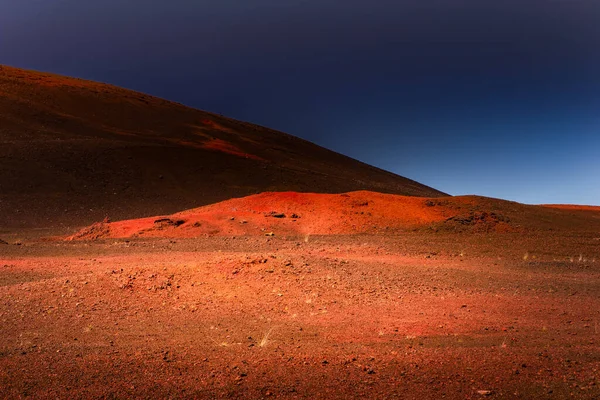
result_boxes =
[70,191,600,240]
[0,65,445,232]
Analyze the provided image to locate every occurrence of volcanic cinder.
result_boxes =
[0,65,443,234]
[1,66,599,399]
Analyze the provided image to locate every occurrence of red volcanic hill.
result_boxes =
[69,191,600,240]
[0,65,445,232]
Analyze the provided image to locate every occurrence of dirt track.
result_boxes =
[2,231,599,399]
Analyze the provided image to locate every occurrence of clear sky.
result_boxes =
[1,0,598,204]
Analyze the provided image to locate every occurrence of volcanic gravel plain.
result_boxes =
[1,66,600,399]
[2,193,600,399]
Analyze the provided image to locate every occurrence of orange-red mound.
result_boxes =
[69,191,521,240]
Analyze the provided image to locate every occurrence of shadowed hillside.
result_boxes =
[0,65,445,232]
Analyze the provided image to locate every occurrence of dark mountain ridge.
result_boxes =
[0,65,445,231]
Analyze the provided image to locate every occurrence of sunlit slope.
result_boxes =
[70,191,600,240]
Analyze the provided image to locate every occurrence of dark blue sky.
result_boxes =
[1,0,599,204]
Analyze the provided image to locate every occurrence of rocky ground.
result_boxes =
[3,65,599,400]
[1,230,599,399]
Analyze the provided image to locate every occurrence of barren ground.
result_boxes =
[2,229,599,399]
[1,66,599,400]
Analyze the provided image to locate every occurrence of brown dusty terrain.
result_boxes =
[1,193,600,399]
[0,65,444,233]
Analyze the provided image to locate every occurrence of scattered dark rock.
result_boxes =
[154,218,186,229]
[290,213,300,219]
[0,238,8,245]
[70,220,111,240]
[266,212,286,218]
[445,211,510,227]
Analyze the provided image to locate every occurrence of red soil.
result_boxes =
[3,65,600,399]
[70,191,587,241]
[201,138,265,161]
[3,230,600,399]
[200,118,237,134]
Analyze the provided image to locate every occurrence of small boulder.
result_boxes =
[266,212,286,218]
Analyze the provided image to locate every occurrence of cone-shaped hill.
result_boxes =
[0,65,445,231]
